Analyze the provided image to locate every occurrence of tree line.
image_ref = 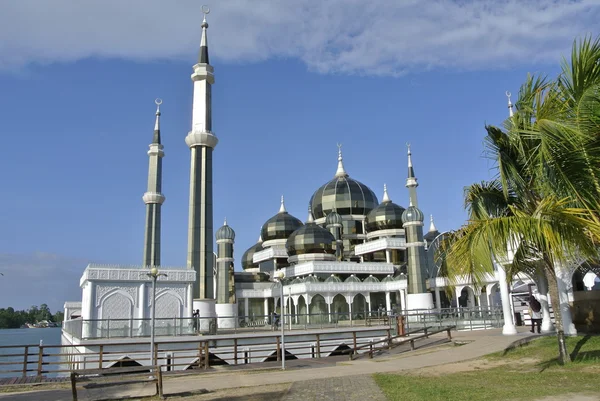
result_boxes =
[0,304,64,329]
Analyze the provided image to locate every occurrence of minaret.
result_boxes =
[185,7,218,300]
[506,91,514,117]
[406,143,419,208]
[215,218,235,304]
[142,99,165,267]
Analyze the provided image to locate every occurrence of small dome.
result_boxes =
[366,185,405,232]
[241,239,263,270]
[261,196,303,242]
[325,274,342,283]
[382,275,394,283]
[215,218,236,241]
[402,205,424,224]
[286,209,335,256]
[304,274,320,283]
[292,277,304,285]
[363,274,380,283]
[344,274,361,283]
[325,211,343,226]
[310,147,378,219]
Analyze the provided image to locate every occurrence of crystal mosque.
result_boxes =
[62,8,600,342]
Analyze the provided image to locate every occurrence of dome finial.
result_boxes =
[307,205,314,223]
[224,217,227,226]
[506,91,514,117]
[429,214,437,232]
[382,183,391,203]
[335,143,348,178]
[279,195,287,213]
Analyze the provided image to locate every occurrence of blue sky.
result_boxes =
[0,0,598,312]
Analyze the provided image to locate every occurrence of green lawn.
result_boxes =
[374,335,600,401]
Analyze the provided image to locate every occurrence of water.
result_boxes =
[0,327,63,377]
[0,327,62,347]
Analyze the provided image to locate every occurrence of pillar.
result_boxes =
[496,262,517,335]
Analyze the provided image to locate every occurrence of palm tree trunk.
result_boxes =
[543,261,571,364]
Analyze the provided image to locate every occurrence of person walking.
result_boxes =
[528,295,542,334]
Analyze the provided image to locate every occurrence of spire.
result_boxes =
[407,143,415,179]
[506,91,514,117]
[429,214,438,232]
[279,195,287,213]
[223,217,227,226]
[307,205,314,223]
[153,98,162,144]
[406,143,419,207]
[382,183,391,203]
[335,143,348,178]
[199,6,210,64]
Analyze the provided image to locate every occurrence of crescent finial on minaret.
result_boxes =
[153,98,162,144]
[506,91,514,117]
[199,5,210,63]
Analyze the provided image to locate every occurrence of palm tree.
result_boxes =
[443,36,600,365]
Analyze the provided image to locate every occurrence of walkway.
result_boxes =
[0,327,536,401]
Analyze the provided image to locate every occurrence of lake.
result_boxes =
[0,327,62,347]
[0,327,63,377]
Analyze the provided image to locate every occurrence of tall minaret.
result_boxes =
[142,99,165,267]
[406,143,419,208]
[185,7,218,300]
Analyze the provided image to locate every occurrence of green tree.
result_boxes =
[444,36,600,365]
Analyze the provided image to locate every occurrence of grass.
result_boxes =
[374,335,600,401]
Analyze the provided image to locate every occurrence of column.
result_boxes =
[434,286,441,313]
[385,250,391,264]
[327,302,332,323]
[385,292,391,314]
[244,298,249,321]
[496,262,517,335]
[555,265,577,336]
[536,272,555,333]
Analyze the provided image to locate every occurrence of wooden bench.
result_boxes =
[69,365,163,401]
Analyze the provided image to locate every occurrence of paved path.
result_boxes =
[283,375,386,401]
[0,328,536,401]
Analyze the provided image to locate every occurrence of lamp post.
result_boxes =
[147,267,167,369]
[273,270,285,370]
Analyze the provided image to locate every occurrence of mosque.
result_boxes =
[63,8,600,341]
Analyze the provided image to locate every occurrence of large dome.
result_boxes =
[286,213,335,256]
[241,240,263,270]
[365,185,405,232]
[310,148,378,219]
[260,196,303,242]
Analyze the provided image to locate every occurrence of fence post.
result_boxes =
[98,345,104,369]
[36,345,44,377]
[153,342,159,369]
[352,331,357,356]
[386,329,392,350]
[369,341,373,359]
[22,346,28,378]
[204,341,210,369]
[70,372,78,401]
[276,336,281,362]
[234,339,238,365]
[316,334,321,358]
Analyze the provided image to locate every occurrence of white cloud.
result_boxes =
[0,0,598,75]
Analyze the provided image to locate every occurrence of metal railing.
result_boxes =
[61,311,397,340]
[61,308,502,340]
